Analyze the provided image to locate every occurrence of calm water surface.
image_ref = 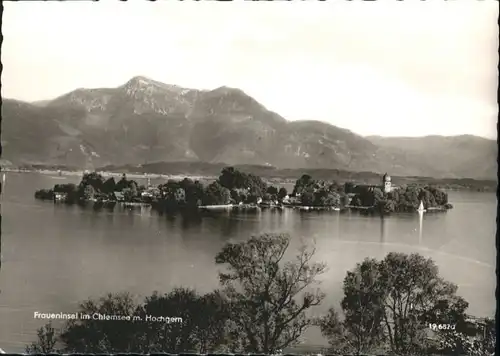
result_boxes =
[0,172,496,352]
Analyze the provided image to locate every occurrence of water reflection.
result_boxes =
[0,181,497,353]
[220,212,241,237]
[35,201,434,253]
[106,211,115,224]
[180,212,202,230]
[164,213,177,228]
[418,211,424,245]
[380,215,386,244]
[335,211,340,241]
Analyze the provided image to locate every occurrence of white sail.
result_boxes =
[418,200,425,212]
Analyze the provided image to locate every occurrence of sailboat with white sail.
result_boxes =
[417,200,426,213]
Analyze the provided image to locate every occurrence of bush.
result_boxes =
[34,189,54,200]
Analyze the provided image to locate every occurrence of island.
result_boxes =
[34,167,453,214]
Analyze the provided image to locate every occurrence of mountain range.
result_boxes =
[1,76,497,180]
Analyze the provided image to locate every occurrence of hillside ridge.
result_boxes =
[1,76,496,180]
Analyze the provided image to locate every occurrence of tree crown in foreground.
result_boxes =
[24,235,494,355]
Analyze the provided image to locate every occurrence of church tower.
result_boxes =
[382,173,391,193]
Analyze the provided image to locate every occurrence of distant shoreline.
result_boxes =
[3,166,496,192]
[2,168,215,183]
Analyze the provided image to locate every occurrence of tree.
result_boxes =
[381,199,396,214]
[219,167,239,190]
[320,253,469,355]
[418,189,436,209]
[27,290,231,354]
[263,193,273,202]
[437,317,496,355]
[156,180,186,210]
[266,186,278,196]
[79,172,105,192]
[183,180,204,207]
[399,185,420,211]
[230,188,249,204]
[102,177,116,194]
[292,174,313,196]
[215,233,326,353]
[25,322,58,354]
[350,184,450,213]
[373,187,392,213]
[313,188,341,207]
[60,292,141,353]
[116,182,139,202]
[320,259,386,355]
[373,187,384,203]
[427,186,448,205]
[137,288,208,353]
[218,167,253,191]
[194,291,232,353]
[217,167,268,202]
[247,186,262,204]
[318,308,369,355]
[277,187,288,201]
[115,175,138,193]
[246,174,267,199]
[202,181,231,206]
[344,182,355,194]
[300,188,315,206]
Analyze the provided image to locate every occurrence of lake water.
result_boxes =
[0,172,496,352]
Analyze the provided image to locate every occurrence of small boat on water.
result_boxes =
[417,200,426,213]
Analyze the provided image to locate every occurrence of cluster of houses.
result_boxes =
[52,173,398,210]
[53,176,162,204]
[343,173,397,206]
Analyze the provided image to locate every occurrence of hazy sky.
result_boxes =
[2,1,498,138]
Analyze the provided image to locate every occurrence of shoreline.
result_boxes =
[2,168,215,182]
[41,198,449,215]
